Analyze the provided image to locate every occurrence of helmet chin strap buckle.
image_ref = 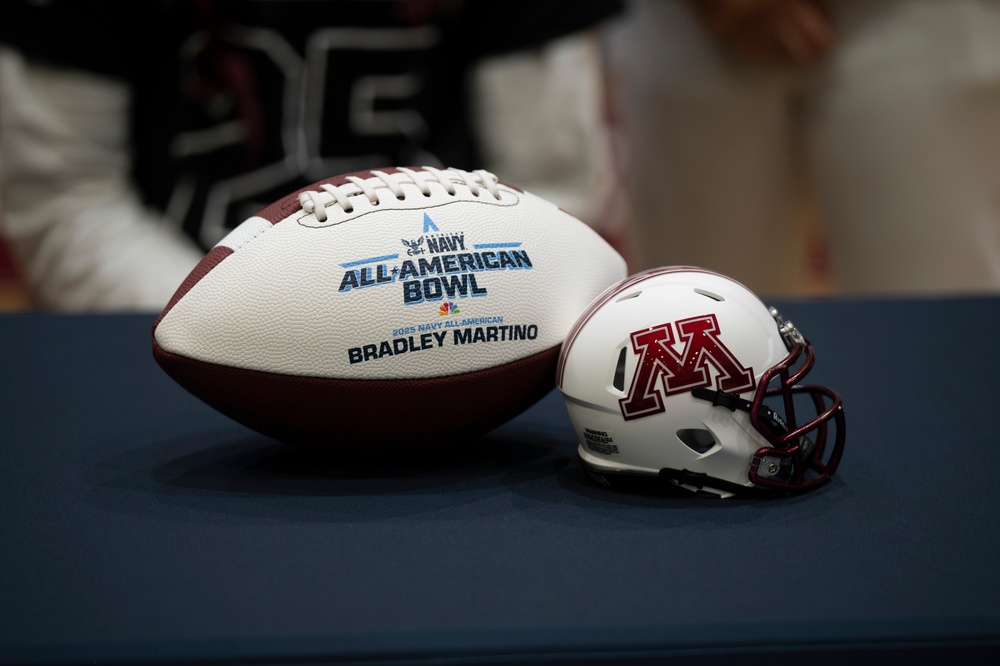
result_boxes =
[669,468,709,489]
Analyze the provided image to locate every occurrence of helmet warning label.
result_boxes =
[584,428,619,455]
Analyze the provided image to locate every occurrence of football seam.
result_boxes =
[221,217,275,252]
[295,188,519,228]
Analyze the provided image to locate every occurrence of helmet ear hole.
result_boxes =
[677,428,717,454]
[612,347,627,391]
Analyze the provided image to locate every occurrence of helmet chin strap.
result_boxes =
[690,387,788,438]
[582,388,825,499]
[656,467,779,498]
[582,463,779,498]
[688,387,821,494]
[586,384,789,496]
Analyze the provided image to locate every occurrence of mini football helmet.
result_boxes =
[556,266,845,498]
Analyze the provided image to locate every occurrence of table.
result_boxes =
[2,297,999,664]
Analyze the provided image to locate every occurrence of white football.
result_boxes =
[152,166,627,445]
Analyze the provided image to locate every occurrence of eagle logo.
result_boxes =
[402,237,425,256]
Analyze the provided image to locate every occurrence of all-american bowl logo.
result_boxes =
[336,212,533,306]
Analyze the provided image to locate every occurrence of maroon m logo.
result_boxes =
[619,314,755,420]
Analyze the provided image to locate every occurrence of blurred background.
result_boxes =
[2,0,999,313]
[0,231,28,311]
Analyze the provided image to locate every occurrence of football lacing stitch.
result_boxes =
[298,167,501,222]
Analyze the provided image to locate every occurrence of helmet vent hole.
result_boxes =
[695,288,725,302]
[615,290,642,303]
[612,347,627,391]
[677,428,717,454]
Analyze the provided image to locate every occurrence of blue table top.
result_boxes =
[1,296,999,664]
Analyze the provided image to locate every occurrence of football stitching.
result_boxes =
[295,187,519,228]
[227,221,272,252]
[298,168,502,222]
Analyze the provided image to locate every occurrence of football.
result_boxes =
[152,166,627,446]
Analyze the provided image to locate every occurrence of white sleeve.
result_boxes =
[0,46,203,312]
[471,31,622,235]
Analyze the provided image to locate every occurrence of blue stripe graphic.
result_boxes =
[340,254,399,268]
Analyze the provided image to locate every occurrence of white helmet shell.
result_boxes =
[556,267,845,498]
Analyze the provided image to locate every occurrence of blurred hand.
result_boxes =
[686,0,834,66]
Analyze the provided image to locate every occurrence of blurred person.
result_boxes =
[604,0,1000,297]
[0,0,622,310]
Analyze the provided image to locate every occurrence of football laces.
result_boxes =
[298,168,501,221]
